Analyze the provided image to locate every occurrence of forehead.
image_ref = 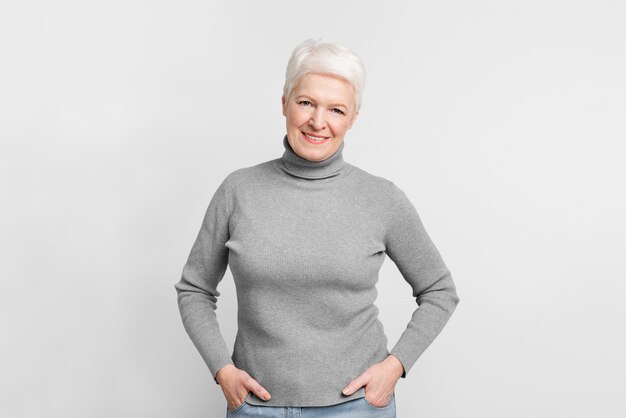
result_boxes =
[292,73,355,105]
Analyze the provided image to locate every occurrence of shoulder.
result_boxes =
[348,164,406,201]
[347,164,420,229]
[219,159,278,190]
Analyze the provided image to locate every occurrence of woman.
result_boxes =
[175,39,460,417]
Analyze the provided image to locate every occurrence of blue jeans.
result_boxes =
[226,392,395,417]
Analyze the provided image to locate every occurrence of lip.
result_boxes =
[301,131,330,144]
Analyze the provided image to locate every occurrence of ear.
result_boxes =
[348,110,359,129]
[281,95,287,116]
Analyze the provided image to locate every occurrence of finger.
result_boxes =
[249,380,271,401]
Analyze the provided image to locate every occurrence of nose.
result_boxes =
[309,107,327,131]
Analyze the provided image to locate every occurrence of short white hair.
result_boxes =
[283,38,366,112]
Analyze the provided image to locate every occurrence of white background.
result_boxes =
[1,1,625,417]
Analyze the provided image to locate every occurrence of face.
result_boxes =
[282,73,359,162]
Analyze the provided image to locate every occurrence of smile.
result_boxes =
[302,131,330,144]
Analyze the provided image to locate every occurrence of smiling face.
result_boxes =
[282,73,359,162]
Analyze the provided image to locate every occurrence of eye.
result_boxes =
[332,108,345,115]
[298,100,312,107]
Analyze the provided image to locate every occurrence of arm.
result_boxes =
[384,183,460,378]
[174,176,234,385]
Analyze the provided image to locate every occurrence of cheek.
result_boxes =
[287,109,309,127]
[329,119,351,134]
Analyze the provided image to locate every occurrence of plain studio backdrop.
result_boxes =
[1,1,625,417]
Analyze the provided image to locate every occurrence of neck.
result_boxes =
[278,134,348,179]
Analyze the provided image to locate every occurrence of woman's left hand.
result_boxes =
[341,355,404,407]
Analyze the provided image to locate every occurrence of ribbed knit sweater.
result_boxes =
[174,134,460,407]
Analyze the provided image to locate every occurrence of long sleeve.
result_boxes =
[384,183,460,378]
[174,176,234,385]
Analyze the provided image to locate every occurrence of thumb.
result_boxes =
[249,380,272,401]
[342,374,368,396]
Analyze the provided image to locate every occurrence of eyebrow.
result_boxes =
[295,95,348,109]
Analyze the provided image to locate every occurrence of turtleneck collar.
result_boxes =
[278,134,349,180]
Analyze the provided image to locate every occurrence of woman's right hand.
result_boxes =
[216,364,272,410]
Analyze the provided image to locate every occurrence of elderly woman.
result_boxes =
[175,39,460,418]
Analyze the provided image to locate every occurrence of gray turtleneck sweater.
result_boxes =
[174,135,460,407]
